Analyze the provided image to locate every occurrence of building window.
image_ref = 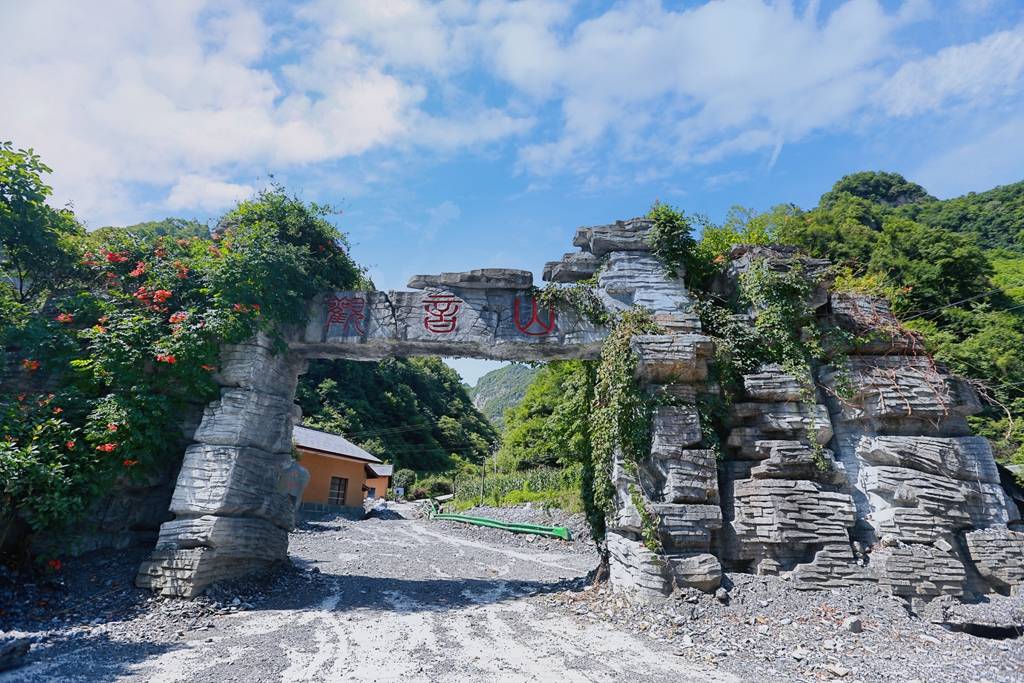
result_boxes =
[367,487,377,499]
[328,476,347,506]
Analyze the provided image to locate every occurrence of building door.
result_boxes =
[328,476,348,506]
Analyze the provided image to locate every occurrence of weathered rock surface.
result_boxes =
[407,268,534,291]
[631,334,713,383]
[820,355,982,426]
[598,251,701,331]
[742,364,809,402]
[963,527,1024,595]
[137,335,307,597]
[826,292,923,355]
[573,217,654,257]
[817,282,1019,601]
[542,251,600,283]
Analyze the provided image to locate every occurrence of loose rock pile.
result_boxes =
[546,573,1024,682]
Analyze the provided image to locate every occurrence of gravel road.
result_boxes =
[1,504,734,682]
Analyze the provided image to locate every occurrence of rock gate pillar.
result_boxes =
[136,334,307,597]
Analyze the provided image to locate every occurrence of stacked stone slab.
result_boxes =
[818,292,1021,599]
[548,219,722,599]
[136,334,309,597]
[713,249,867,588]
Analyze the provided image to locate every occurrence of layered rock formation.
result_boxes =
[553,219,724,598]
[714,247,1022,600]
[818,291,1021,599]
[138,218,1024,602]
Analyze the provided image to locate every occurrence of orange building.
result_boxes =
[294,425,393,511]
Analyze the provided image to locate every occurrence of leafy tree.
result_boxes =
[91,218,209,244]
[0,160,366,558]
[773,193,881,265]
[499,361,593,471]
[0,142,84,302]
[867,216,992,315]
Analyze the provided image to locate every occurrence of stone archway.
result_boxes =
[136,218,1024,601]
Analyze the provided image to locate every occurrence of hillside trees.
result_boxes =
[296,357,498,472]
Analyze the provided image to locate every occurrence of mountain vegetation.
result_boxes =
[466,363,538,430]
[499,172,1024,509]
[296,357,498,472]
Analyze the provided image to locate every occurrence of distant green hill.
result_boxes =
[899,180,1024,251]
[468,364,539,431]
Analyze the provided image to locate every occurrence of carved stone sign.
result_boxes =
[295,288,603,361]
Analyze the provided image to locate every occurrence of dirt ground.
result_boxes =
[1,504,734,682]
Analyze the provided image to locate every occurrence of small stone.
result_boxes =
[790,647,810,661]
[827,664,850,678]
[841,616,862,634]
[715,588,730,604]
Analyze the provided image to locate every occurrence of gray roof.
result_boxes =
[366,463,393,478]
[293,425,381,464]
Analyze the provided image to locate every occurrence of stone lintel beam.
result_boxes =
[295,289,608,362]
[407,268,533,290]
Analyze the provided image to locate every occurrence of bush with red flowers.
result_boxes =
[1,143,366,560]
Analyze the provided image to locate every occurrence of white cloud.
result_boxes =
[500,0,925,175]
[0,0,528,224]
[2,0,1023,226]
[422,199,462,240]
[880,26,1024,116]
[166,175,255,211]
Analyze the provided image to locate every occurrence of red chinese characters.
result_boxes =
[423,294,460,333]
[513,296,556,336]
[325,294,367,336]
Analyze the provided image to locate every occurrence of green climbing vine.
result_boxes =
[535,275,610,327]
[588,307,661,549]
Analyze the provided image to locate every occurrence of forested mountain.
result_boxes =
[296,357,498,472]
[817,171,1024,251]
[467,363,538,430]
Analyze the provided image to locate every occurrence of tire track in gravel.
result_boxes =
[3,507,738,682]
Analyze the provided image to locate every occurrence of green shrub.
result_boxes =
[1,145,364,558]
[392,468,416,492]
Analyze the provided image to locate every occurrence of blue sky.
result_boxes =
[3,0,1024,383]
